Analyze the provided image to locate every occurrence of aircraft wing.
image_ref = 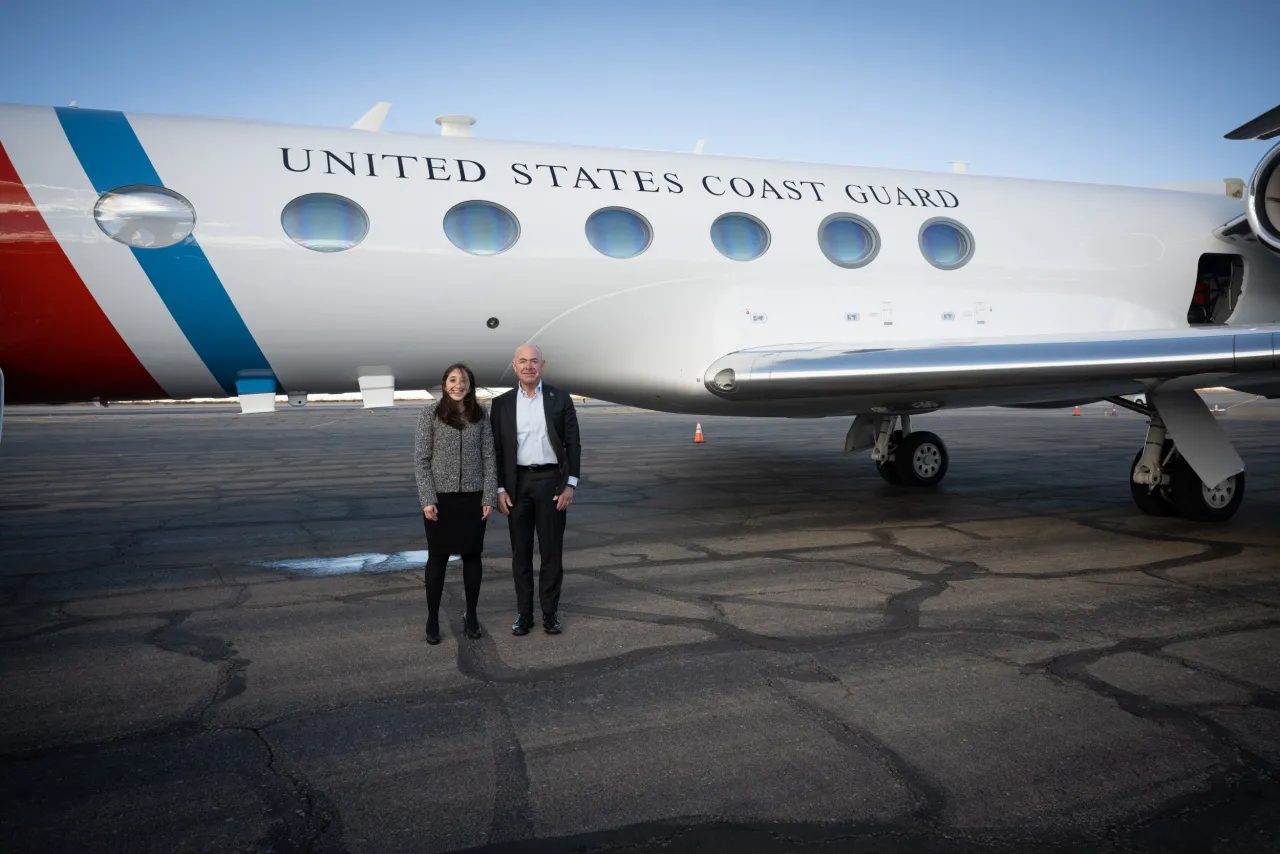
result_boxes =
[1214,213,1252,241]
[702,325,1280,402]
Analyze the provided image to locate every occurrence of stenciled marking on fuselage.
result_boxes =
[278,147,960,207]
[55,107,275,395]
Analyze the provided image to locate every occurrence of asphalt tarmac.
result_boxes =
[1,394,1278,853]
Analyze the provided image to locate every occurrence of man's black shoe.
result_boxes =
[512,615,533,636]
[543,613,563,635]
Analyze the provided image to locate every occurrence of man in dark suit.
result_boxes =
[491,344,581,635]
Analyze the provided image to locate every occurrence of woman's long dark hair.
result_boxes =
[435,363,485,429]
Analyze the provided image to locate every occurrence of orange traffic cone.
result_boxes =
[1073,406,1081,416]
[693,421,705,443]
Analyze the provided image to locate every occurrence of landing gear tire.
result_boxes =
[1125,403,1246,523]
[894,431,949,487]
[1129,449,1177,517]
[876,430,904,483]
[876,460,902,484]
[1170,461,1245,523]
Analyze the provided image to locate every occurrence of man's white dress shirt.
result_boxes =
[499,381,578,494]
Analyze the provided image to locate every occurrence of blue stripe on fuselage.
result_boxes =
[55,107,275,396]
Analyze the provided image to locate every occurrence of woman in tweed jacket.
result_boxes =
[414,363,497,644]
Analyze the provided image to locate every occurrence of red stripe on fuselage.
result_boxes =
[0,140,164,403]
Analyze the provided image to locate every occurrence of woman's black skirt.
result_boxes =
[423,491,487,556]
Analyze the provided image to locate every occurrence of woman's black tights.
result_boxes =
[424,552,483,632]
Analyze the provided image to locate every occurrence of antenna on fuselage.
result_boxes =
[694,139,705,154]
[948,160,969,174]
[435,115,476,137]
[352,102,392,132]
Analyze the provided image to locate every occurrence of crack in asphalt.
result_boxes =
[247,727,347,854]
[483,690,534,846]
[766,663,948,824]
[142,611,252,718]
[1075,516,1279,611]
[1034,626,1280,776]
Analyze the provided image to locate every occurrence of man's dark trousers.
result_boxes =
[509,466,566,618]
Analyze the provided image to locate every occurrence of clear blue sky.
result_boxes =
[4,0,1277,186]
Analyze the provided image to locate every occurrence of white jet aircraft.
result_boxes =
[2,101,1279,521]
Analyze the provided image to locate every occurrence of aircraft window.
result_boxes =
[819,214,879,268]
[585,207,652,259]
[919,218,974,270]
[443,201,520,256]
[281,193,369,252]
[710,213,770,261]
[94,185,195,249]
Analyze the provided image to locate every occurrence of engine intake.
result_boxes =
[1246,142,1280,253]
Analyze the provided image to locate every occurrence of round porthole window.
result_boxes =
[585,207,652,259]
[443,201,520,256]
[281,193,369,252]
[919,218,974,270]
[710,213,770,261]
[818,214,879,268]
[94,185,195,249]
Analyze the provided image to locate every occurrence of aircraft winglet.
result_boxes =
[352,102,392,132]
[1225,103,1280,140]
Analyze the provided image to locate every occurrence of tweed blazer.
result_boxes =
[414,403,498,509]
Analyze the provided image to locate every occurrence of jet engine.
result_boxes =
[1245,141,1280,252]
[1227,104,1280,253]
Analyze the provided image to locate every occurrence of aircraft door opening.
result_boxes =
[1187,253,1243,325]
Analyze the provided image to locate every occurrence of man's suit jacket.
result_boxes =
[491,383,581,496]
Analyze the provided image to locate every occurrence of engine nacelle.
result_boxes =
[1246,141,1280,253]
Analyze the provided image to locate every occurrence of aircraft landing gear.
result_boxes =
[869,416,949,487]
[1121,400,1245,523]
[1169,456,1245,522]
[1128,444,1177,517]
[874,434,903,484]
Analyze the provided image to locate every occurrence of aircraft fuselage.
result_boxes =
[2,103,1278,414]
